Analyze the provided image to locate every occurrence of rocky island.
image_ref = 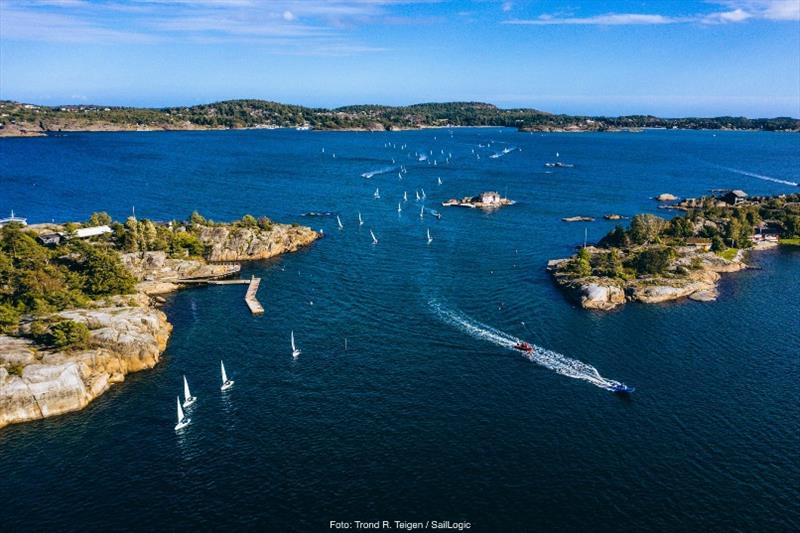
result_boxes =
[548,192,800,311]
[442,191,515,209]
[0,211,319,429]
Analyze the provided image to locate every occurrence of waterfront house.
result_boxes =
[722,190,748,205]
[685,237,712,251]
[74,225,113,239]
[477,191,502,205]
[38,232,64,246]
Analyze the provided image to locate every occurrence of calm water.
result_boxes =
[1,129,799,531]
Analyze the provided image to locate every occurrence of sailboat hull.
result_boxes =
[221,380,235,391]
[174,418,191,431]
[183,397,197,408]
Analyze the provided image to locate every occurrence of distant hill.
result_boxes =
[1,99,797,137]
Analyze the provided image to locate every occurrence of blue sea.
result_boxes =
[1,129,799,531]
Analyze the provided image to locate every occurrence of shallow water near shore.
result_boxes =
[1,129,799,531]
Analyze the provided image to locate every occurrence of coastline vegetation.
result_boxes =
[554,194,800,296]
[2,99,798,135]
[0,211,269,345]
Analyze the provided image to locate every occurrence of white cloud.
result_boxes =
[282,10,295,22]
[505,0,800,26]
[507,13,681,25]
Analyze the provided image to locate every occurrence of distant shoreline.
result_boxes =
[2,99,797,138]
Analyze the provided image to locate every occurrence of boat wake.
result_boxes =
[723,167,798,187]
[361,166,398,179]
[429,299,624,391]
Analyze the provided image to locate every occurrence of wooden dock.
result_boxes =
[245,276,264,315]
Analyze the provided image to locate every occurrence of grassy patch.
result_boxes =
[717,248,739,261]
[779,238,800,246]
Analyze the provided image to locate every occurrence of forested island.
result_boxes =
[2,99,798,137]
[548,193,800,310]
[0,212,319,428]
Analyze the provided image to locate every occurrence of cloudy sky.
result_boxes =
[1,0,798,116]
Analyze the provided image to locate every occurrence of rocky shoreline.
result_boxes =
[0,220,320,429]
[548,241,776,311]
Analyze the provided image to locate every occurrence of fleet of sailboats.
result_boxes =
[172,140,467,432]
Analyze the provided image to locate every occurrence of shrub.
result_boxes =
[0,303,20,333]
[47,320,90,350]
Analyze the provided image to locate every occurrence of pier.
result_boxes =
[245,276,264,315]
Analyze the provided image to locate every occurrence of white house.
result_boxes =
[74,225,112,239]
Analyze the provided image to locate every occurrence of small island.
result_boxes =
[548,192,800,311]
[0,211,319,428]
[442,191,515,209]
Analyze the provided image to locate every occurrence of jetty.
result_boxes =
[245,276,264,315]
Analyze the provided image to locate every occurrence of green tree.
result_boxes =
[87,211,112,226]
[78,245,135,296]
[633,247,674,275]
[574,247,592,277]
[711,235,727,252]
[629,214,668,245]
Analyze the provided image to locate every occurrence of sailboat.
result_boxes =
[421,188,426,199]
[415,190,420,201]
[175,396,190,431]
[220,360,234,391]
[397,202,402,213]
[358,212,364,226]
[182,375,196,408]
[370,229,379,245]
[437,177,442,185]
[403,191,408,202]
[337,215,344,230]
[419,206,424,219]
[291,330,301,358]
[374,188,380,199]
[427,228,433,244]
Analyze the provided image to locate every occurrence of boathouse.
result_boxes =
[722,190,748,205]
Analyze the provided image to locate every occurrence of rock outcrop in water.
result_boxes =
[195,223,320,262]
[0,296,171,429]
[549,245,747,311]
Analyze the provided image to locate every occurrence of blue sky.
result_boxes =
[1,0,798,117]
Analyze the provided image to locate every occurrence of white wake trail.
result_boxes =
[723,167,798,187]
[361,166,398,179]
[429,299,622,391]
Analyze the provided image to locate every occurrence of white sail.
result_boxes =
[291,330,301,357]
[421,188,426,199]
[420,206,424,219]
[337,215,343,230]
[437,177,442,185]
[183,376,191,399]
[397,202,402,213]
[221,360,228,383]
[403,191,408,202]
[358,212,363,226]
[415,190,420,201]
[370,230,378,244]
[177,396,184,422]
[374,187,380,199]
[427,228,432,244]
